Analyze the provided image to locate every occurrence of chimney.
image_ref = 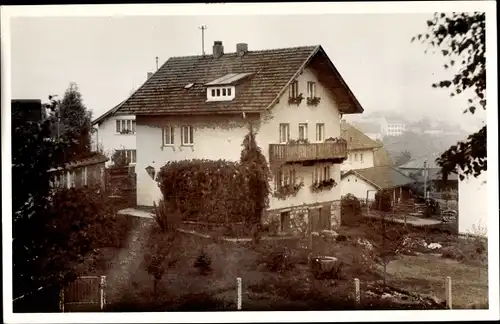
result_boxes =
[147,72,153,79]
[236,43,248,56]
[213,41,224,58]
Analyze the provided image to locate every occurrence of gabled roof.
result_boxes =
[399,154,441,169]
[341,121,382,151]
[91,100,126,126]
[341,165,415,190]
[115,44,364,116]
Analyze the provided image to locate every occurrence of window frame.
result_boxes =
[115,118,136,134]
[298,123,308,141]
[289,80,299,98]
[307,81,316,98]
[181,125,194,146]
[315,123,325,142]
[279,123,290,144]
[162,126,175,146]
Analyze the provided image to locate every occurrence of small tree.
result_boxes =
[367,216,408,287]
[240,126,271,239]
[110,149,129,168]
[143,201,182,294]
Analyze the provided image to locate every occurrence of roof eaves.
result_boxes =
[341,169,382,190]
[91,100,125,126]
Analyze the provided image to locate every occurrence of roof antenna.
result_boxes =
[199,25,207,56]
[155,56,159,71]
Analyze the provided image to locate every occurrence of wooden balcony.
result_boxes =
[269,141,348,165]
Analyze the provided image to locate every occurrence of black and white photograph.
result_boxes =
[1,2,498,322]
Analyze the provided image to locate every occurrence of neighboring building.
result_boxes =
[340,121,382,171]
[383,119,407,137]
[114,41,364,230]
[340,165,415,203]
[398,155,458,193]
[91,100,136,166]
[49,153,109,191]
[458,171,487,236]
[91,74,154,166]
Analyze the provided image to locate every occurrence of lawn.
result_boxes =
[72,215,488,311]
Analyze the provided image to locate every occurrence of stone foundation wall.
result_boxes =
[263,200,341,236]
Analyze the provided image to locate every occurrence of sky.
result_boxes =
[10,13,487,133]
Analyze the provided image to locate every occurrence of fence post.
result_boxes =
[445,276,452,309]
[59,287,65,313]
[236,277,242,310]
[100,275,106,311]
[308,208,313,252]
[354,278,360,307]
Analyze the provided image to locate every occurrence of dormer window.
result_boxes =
[205,72,253,102]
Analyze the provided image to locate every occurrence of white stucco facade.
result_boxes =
[458,171,488,236]
[136,67,346,211]
[95,114,136,165]
[340,173,377,202]
[341,148,375,171]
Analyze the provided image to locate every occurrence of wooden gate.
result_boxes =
[61,276,106,312]
[310,205,331,232]
[105,166,137,209]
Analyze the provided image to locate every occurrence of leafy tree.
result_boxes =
[110,149,130,168]
[412,12,486,180]
[50,83,93,160]
[12,96,115,302]
[240,125,271,227]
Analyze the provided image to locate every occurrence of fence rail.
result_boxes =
[269,141,348,164]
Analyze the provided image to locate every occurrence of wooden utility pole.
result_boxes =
[199,25,207,55]
[423,160,428,199]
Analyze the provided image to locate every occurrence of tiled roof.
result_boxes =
[342,165,415,190]
[48,153,109,172]
[92,100,126,126]
[116,44,364,116]
[373,146,393,167]
[398,155,458,181]
[341,121,382,151]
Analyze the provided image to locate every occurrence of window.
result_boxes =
[316,123,325,142]
[116,149,137,164]
[208,87,233,100]
[307,81,316,98]
[227,88,232,96]
[69,171,76,188]
[313,165,331,183]
[211,89,216,97]
[279,123,290,143]
[181,125,194,146]
[274,168,296,190]
[81,166,88,186]
[289,80,299,98]
[354,153,358,161]
[216,89,221,96]
[116,119,136,134]
[163,126,175,145]
[280,211,290,232]
[298,123,308,141]
[360,153,364,162]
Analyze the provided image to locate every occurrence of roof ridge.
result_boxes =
[167,44,320,60]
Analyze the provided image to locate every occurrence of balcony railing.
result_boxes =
[269,140,348,164]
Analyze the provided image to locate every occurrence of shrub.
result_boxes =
[263,249,294,272]
[153,199,181,233]
[341,194,362,215]
[193,250,213,275]
[156,159,252,224]
[374,189,392,212]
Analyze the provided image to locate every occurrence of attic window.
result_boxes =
[206,86,235,101]
[184,83,194,89]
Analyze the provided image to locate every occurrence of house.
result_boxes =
[48,152,108,191]
[458,171,487,236]
[350,120,384,141]
[113,41,364,231]
[340,165,415,203]
[340,121,383,171]
[398,155,458,194]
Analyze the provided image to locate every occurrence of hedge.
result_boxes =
[156,159,255,223]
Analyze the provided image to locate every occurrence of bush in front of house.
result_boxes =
[374,189,392,212]
[156,159,253,224]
